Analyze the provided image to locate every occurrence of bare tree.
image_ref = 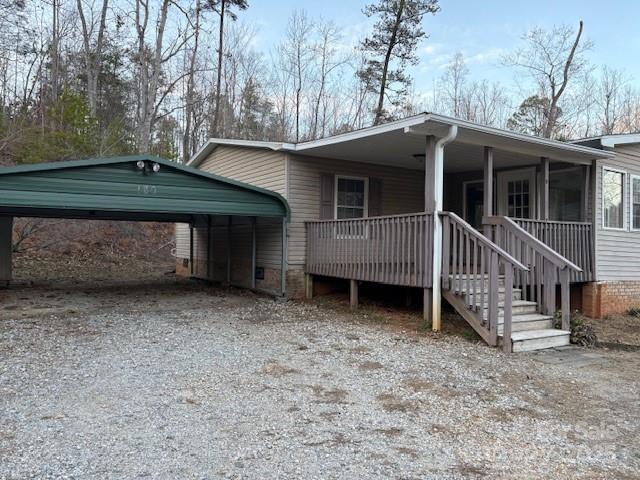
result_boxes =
[506,21,591,138]
[280,10,313,142]
[76,0,109,116]
[598,66,626,134]
[358,0,439,125]
[182,0,201,162]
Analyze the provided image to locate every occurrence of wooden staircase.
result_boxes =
[441,213,580,353]
[444,274,569,352]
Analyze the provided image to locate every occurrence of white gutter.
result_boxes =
[431,125,458,331]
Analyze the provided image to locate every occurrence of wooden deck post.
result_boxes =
[483,146,494,239]
[539,157,550,220]
[305,273,313,299]
[582,164,591,222]
[350,279,358,309]
[0,216,12,285]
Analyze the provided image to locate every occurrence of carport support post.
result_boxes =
[280,218,287,297]
[251,217,256,290]
[226,216,231,285]
[0,216,12,286]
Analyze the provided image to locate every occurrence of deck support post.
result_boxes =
[483,146,494,239]
[305,273,313,299]
[0,216,12,286]
[428,126,458,331]
[349,279,358,309]
[539,157,550,220]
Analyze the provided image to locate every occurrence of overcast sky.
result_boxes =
[241,0,640,93]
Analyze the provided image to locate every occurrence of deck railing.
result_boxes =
[483,216,583,330]
[511,218,594,282]
[306,212,433,288]
[442,212,529,351]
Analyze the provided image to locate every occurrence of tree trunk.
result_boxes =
[374,0,405,125]
[183,0,201,163]
[212,0,226,137]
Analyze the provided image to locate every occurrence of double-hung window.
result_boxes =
[335,176,368,219]
[602,167,625,230]
[631,175,640,231]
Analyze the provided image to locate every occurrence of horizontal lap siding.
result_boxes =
[288,154,424,268]
[595,145,640,281]
[175,223,190,258]
[198,146,286,195]
[175,146,286,272]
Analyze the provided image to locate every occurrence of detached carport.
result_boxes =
[0,155,289,294]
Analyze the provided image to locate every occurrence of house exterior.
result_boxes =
[573,134,640,317]
[176,113,639,352]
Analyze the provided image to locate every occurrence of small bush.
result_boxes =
[555,311,597,347]
[627,307,640,317]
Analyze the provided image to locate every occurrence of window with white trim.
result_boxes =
[335,176,367,219]
[603,168,625,229]
[632,175,640,230]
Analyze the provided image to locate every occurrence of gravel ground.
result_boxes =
[0,281,639,479]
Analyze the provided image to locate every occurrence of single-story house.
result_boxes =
[176,113,639,352]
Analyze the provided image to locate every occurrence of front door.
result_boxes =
[463,181,484,229]
[497,168,536,219]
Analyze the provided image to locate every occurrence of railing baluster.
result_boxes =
[465,231,471,306]
[451,222,458,293]
[503,264,513,353]
[488,250,499,346]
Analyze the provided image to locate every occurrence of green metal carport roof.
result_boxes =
[0,155,289,222]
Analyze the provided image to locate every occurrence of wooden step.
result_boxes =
[463,288,522,303]
[497,313,554,333]
[507,329,570,353]
[476,299,538,317]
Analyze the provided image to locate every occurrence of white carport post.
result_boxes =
[427,126,458,331]
[0,216,12,286]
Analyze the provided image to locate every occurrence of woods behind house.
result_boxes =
[1,0,639,168]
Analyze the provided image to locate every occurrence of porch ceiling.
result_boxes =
[293,113,613,173]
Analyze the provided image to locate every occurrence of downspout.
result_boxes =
[431,125,458,330]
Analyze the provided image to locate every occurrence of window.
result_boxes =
[632,175,640,230]
[549,168,582,222]
[335,176,367,219]
[507,179,530,219]
[602,168,625,229]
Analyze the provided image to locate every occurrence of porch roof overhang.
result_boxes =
[190,113,613,173]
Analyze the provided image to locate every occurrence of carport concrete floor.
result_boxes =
[0,279,639,479]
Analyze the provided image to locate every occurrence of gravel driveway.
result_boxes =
[1,280,639,479]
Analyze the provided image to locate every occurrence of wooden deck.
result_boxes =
[305,211,591,352]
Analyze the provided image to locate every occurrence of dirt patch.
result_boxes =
[376,392,419,413]
[311,385,349,404]
[359,361,384,371]
[261,361,300,377]
[588,314,640,348]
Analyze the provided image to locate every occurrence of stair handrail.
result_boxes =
[442,212,529,271]
[483,216,582,272]
[483,215,581,333]
[441,212,529,353]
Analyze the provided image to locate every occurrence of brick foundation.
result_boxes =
[582,281,640,318]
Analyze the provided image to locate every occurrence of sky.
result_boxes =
[241,0,640,93]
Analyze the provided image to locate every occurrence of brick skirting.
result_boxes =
[582,281,640,318]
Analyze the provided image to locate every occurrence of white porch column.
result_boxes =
[423,136,436,324]
[0,216,13,285]
[429,127,458,331]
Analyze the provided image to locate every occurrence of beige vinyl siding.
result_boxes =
[175,145,286,282]
[198,145,286,195]
[594,144,640,281]
[287,153,424,267]
[175,223,191,258]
